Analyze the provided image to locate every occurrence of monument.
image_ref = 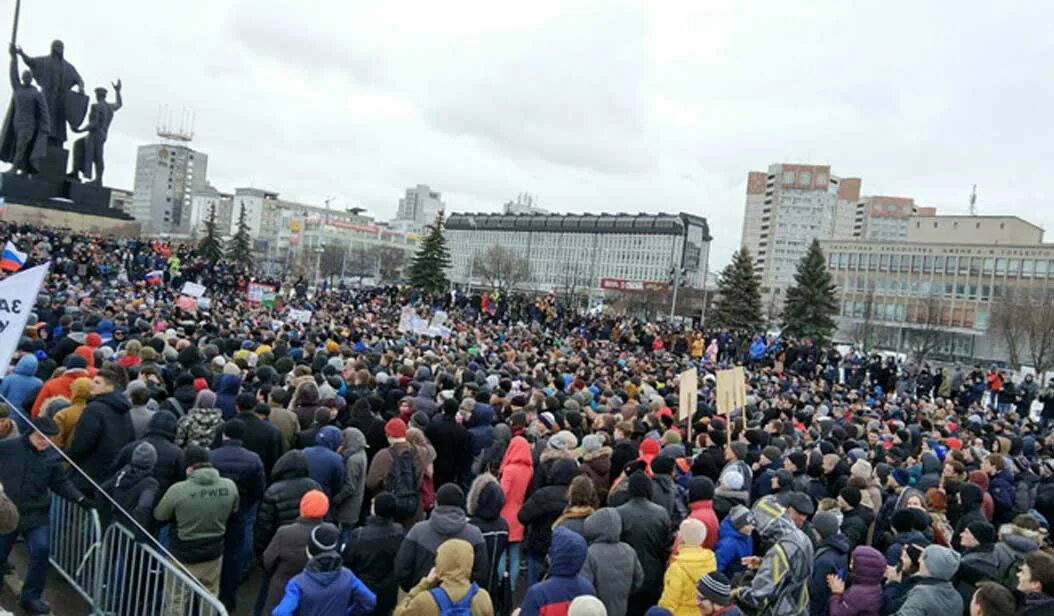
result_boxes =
[0,0,132,220]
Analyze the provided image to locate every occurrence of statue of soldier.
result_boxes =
[0,43,50,174]
[71,80,122,185]
[13,39,84,146]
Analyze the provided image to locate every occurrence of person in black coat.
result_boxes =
[68,365,135,493]
[218,395,283,480]
[113,410,186,497]
[610,423,638,479]
[518,457,577,587]
[346,397,388,465]
[254,450,321,558]
[953,483,988,550]
[468,475,509,612]
[425,399,471,490]
[616,471,672,616]
[295,407,334,450]
[100,442,160,538]
[343,492,405,616]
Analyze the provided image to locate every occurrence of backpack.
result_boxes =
[387,447,419,520]
[430,582,478,616]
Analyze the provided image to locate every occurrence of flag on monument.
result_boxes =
[0,262,49,377]
[0,241,27,272]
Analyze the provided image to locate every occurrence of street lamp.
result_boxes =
[314,242,325,283]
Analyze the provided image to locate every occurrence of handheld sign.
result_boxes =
[0,262,49,377]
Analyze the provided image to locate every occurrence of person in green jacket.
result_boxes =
[154,445,238,610]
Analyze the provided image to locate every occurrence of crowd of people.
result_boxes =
[0,220,1052,616]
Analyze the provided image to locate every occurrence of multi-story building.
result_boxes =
[821,215,1050,363]
[108,188,134,214]
[131,143,208,234]
[502,194,548,215]
[850,196,936,242]
[393,184,445,231]
[445,211,711,299]
[187,184,234,239]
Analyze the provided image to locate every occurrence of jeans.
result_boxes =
[252,572,273,616]
[0,525,50,602]
[498,541,521,591]
[241,502,259,575]
[527,552,545,588]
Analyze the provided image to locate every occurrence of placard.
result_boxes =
[180,281,206,298]
[678,368,698,420]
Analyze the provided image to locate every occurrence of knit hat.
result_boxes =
[840,486,862,508]
[688,476,715,502]
[728,505,754,531]
[131,442,157,470]
[787,451,807,471]
[384,418,407,439]
[761,445,782,464]
[373,492,397,519]
[184,445,210,468]
[568,596,607,616]
[774,469,794,489]
[696,571,732,606]
[966,521,996,545]
[651,455,675,475]
[581,434,602,454]
[300,490,329,518]
[64,354,88,370]
[628,472,653,499]
[436,484,466,509]
[892,509,917,533]
[308,523,340,556]
[678,518,708,546]
[922,544,961,581]
[662,430,682,445]
[785,492,814,516]
[851,459,873,479]
[223,418,246,440]
[813,510,841,540]
[640,438,660,456]
[538,412,556,431]
[729,442,748,460]
[721,469,744,491]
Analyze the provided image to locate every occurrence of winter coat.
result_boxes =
[828,546,885,616]
[209,440,266,511]
[581,507,643,616]
[230,411,284,479]
[114,410,186,496]
[213,374,241,420]
[519,527,596,616]
[987,469,1015,524]
[366,441,426,524]
[841,506,873,550]
[955,544,1000,610]
[736,499,814,616]
[714,487,750,520]
[393,536,494,616]
[304,427,346,498]
[424,413,470,488]
[686,499,720,550]
[810,533,851,616]
[466,403,495,460]
[579,447,613,502]
[967,472,995,522]
[52,376,91,450]
[68,391,135,489]
[344,515,406,616]
[468,478,509,601]
[499,436,534,542]
[660,545,718,616]
[261,515,324,615]
[272,552,376,616]
[610,438,639,479]
[715,515,754,577]
[652,474,687,524]
[953,485,988,550]
[0,435,83,531]
[333,428,368,526]
[893,577,962,616]
[30,367,90,417]
[993,523,1042,586]
[0,355,42,415]
[518,457,577,557]
[153,466,239,564]
[255,450,322,557]
[616,496,672,591]
[884,530,929,567]
[394,505,489,591]
[99,463,159,538]
[175,406,224,449]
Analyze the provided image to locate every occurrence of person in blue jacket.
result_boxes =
[714,505,754,577]
[0,354,42,429]
[519,526,596,616]
[273,523,376,616]
[304,426,346,499]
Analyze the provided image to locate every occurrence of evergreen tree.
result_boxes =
[710,247,763,338]
[407,211,451,293]
[196,204,224,262]
[226,204,254,269]
[781,239,839,343]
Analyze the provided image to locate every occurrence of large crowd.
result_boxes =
[0,220,1052,616]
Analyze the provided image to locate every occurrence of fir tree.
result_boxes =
[196,204,224,262]
[407,211,451,293]
[710,247,763,338]
[781,239,839,343]
[226,204,254,269]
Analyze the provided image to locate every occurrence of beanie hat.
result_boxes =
[721,469,744,491]
[538,412,556,431]
[568,596,607,616]
[785,492,814,516]
[65,354,88,370]
[31,416,59,436]
[384,418,407,439]
[688,476,715,502]
[640,438,660,456]
[308,523,341,557]
[892,508,917,533]
[185,445,210,468]
[223,418,246,440]
[774,469,794,489]
[373,492,397,519]
[678,518,708,546]
[729,505,754,531]
[851,459,873,479]
[410,411,429,431]
[131,442,157,470]
[761,445,782,464]
[787,451,807,471]
[729,442,748,460]
[628,472,653,499]
[696,572,732,606]
[840,486,862,508]
[813,510,841,540]
[300,490,329,518]
[581,434,602,454]
[436,484,465,509]
[922,544,961,581]
[662,430,682,445]
[967,521,996,545]
[651,455,676,476]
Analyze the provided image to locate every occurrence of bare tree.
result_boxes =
[557,260,593,311]
[850,291,875,351]
[472,245,531,293]
[343,245,376,286]
[907,293,948,363]
[992,287,1054,374]
[376,245,406,283]
[318,244,347,280]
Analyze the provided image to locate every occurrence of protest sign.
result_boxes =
[247,283,276,307]
[0,263,49,377]
[398,306,415,333]
[175,295,198,312]
[678,368,698,421]
[288,309,312,324]
[180,281,206,298]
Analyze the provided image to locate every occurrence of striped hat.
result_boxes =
[696,572,732,606]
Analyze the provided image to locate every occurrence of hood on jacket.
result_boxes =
[548,526,588,577]
[820,532,851,555]
[998,523,1042,553]
[850,546,886,585]
[271,450,310,482]
[921,453,941,475]
[491,423,511,446]
[429,505,468,536]
[968,470,990,490]
[752,495,797,541]
[315,425,342,451]
[74,345,95,369]
[583,507,622,544]
[14,354,38,377]
[414,365,432,383]
[469,477,505,522]
[70,377,92,404]
[549,458,579,486]
[340,427,367,458]
[435,538,473,588]
[189,466,221,485]
[501,436,534,470]
[467,404,494,429]
[302,552,344,586]
[215,374,241,395]
[146,410,179,440]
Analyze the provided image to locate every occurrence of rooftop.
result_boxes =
[446,211,710,239]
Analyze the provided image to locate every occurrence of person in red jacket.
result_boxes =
[30,355,91,417]
[499,436,533,592]
[685,477,719,550]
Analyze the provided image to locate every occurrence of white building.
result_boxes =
[187,184,233,239]
[131,143,208,234]
[446,211,711,296]
[394,184,445,231]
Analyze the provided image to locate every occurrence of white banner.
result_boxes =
[398,306,415,333]
[0,262,50,377]
[180,281,206,298]
[288,309,312,324]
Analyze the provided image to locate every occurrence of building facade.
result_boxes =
[821,215,1051,363]
[131,144,208,234]
[853,196,936,242]
[108,188,134,214]
[445,212,711,297]
[393,184,445,231]
[187,184,234,239]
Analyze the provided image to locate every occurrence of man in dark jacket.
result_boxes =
[954,483,988,550]
[0,418,90,615]
[304,425,345,499]
[114,410,186,496]
[68,365,135,493]
[255,450,322,559]
[956,521,1000,610]
[519,527,596,616]
[839,486,872,549]
[100,442,160,537]
[981,454,1015,525]
[617,471,672,616]
[393,483,489,592]
[424,399,470,489]
[222,394,283,479]
[809,511,849,616]
[343,492,405,616]
[518,457,577,587]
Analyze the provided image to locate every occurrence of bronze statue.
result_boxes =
[71,80,122,185]
[0,43,49,174]
[12,40,84,146]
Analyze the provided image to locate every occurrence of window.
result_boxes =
[848,253,858,269]
[934,255,945,272]
[923,256,934,273]
[783,171,795,183]
[890,254,900,271]
[945,256,957,274]
[800,172,811,185]
[958,257,969,275]
[1008,259,1020,277]
[995,258,1007,275]
[970,257,981,276]
[1022,259,1035,278]
[1036,259,1048,278]
[983,258,994,275]
[880,254,890,270]
[869,254,878,271]
[912,255,922,273]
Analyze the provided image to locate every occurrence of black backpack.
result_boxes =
[387,447,419,520]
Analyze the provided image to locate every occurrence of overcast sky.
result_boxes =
[7,1,1053,268]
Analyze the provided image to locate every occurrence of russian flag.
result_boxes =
[144,269,164,285]
[0,241,26,272]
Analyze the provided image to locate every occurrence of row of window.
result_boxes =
[841,300,986,330]
[828,252,1054,278]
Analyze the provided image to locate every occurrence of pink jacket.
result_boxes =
[499,436,534,542]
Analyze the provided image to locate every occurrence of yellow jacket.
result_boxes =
[659,546,717,616]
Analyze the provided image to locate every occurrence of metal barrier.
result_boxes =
[49,494,102,609]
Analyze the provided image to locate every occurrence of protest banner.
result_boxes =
[397,306,415,333]
[180,281,206,298]
[175,295,198,312]
[0,263,49,377]
[288,309,312,324]
[197,297,212,310]
[247,282,276,307]
[678,368,698,421]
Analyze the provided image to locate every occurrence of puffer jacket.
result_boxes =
[499,436,533,543]
[0,354,42,418]
[304,426,346,498]
[209,440,266,511]
[580,446,613,502]
[828,546,884,616]
[68,391,135,490]
[343,514,405,616]
[660,544,718,616]
[0,435,83,531]
[987,469,1014,524]
[114,410,186,495]
[254,450,321,557]
[993,522,1042,585]
[393,505,489,591]
[715,515,754,577]
[810,533,850,616]
[261,516,324,615]
[333,427,368,526]
[519,527,596,616]
[956,543,1000,609]
[581,507,643,616]
[468,476,509,601]
[518,457,577,558]
[714,486,750,520]
[213,374,241,420]
[893,577,962,616]
[736,496,814,616]
[175,406,224,449]
[272,551,376,616]
[465,403,494,459]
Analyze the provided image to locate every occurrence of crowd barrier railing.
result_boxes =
[48,494,102,609]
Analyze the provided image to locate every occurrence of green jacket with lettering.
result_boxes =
[154,465,239,563]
